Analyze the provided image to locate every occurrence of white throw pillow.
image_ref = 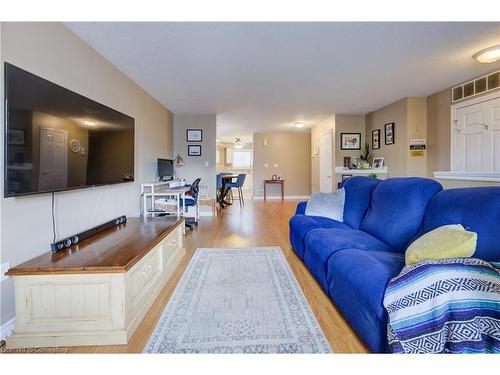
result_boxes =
[305,188,345,222]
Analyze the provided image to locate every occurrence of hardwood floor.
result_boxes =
[2,199,368,354]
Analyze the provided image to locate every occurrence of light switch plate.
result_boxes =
[1,261,10,282]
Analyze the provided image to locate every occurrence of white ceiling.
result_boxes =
[66,22,500,142]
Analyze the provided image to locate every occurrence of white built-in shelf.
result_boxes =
[335,167,388,175]
[433,171,500,182]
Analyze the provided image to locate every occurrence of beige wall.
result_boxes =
[311,116,335,192]
[365,98,408,177]
[406,97,427,177]
[253,131,311,197]
[426,88,451,176]
[0,22,173,327]
[437,179,500,189]
[173,114,217,198]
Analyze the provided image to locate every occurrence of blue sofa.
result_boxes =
[289,176,500,353]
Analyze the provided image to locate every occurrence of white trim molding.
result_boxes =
[335,167,388,175]
[1,318,15,341]
[252,195,311,200]
[434,171,500,182]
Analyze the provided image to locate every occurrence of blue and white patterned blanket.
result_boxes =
[383,258,500,354]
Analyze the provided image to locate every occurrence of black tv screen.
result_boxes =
[157,158,173,179]
[4,63,135,197]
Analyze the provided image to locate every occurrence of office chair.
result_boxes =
[182,178,201,230]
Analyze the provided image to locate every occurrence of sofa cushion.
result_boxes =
[303,228,393,291]
[421,187,500,262]
[360,177,443,252]
[289,215,349,260]
[326,249,405,353]
[405,224,477,266]
[305,189,345,221]
[341,176,381,229]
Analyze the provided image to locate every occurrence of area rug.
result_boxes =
[144,247,331,353]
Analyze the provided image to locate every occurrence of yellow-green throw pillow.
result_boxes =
[405,224,477,266]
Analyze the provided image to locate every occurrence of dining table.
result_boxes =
[217,174,238,208]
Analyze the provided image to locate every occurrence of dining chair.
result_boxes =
[225,174,246,207]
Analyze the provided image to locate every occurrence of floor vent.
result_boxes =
[452,70,500,102]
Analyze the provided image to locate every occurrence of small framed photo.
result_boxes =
[8,129,26,145]
[373,157,384,169]
[385,123,395,145]
[188,144,202,156]
[343,156,352,169]
[186,129,203,142]
[340,133,361,150]
[341,174,352,181]
[372,129,380,150]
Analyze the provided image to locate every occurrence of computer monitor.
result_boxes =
[157,158,174,181]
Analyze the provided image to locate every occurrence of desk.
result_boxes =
[141,182,190,218]
[264,179,284,201]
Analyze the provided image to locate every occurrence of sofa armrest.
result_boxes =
[295,201,308,215]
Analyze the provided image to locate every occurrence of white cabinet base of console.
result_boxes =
[5,218,184,349]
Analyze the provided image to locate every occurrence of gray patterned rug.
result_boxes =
[144,247,331,353]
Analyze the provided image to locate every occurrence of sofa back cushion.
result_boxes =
[341,176,381,229]
[360,178,443,252]
[421,187,500,262]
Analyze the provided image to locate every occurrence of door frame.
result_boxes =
[319,128,333,192]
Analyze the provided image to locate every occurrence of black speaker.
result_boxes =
[51,215,127,253]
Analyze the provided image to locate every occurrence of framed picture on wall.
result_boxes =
[343,156,352,169]
[186,129,203,142]
[373,157,384,169]
[372,129,380,149]
[340,133,361,150]
[188,144,202,156]
[385,122,395,145]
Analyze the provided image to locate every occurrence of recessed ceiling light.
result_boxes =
[82,120,96,126]
[295,123,305,128]
[473,45,500,64]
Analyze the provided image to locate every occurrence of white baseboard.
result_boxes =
[1,317,15,341]
[252,195,310,200]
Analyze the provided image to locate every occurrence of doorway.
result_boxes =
[319,129,333,192]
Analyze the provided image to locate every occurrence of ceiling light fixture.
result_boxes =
[82,120,96,126]
[473,44,500,64]
[234,138,243,149]
[295,123,305,128]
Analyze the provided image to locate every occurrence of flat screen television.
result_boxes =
[157,158,174,180]
[4,63,135,197]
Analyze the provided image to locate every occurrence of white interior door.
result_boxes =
[319,130,333,192]
[453,96,500,172]
[39,127,68,191]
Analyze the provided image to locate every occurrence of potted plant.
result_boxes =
[359,142,373,169]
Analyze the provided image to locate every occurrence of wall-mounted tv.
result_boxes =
[4,63,135,197]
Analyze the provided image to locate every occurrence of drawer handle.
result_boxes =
[170,239,177,247]
[141,265,152,279]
